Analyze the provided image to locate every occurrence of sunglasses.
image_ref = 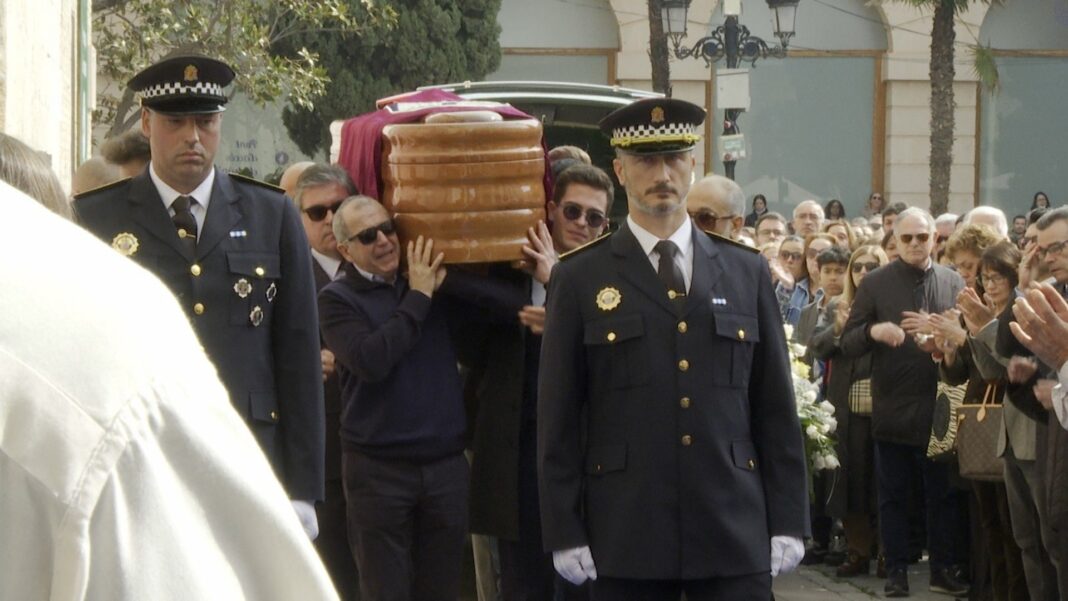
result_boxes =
[302,200,344,223]
[851,261,880,274]
[561,203,606,229]
[779,250,803,262]
[346,219,397,245]
[689,210,736,232]
[898,232,930,245]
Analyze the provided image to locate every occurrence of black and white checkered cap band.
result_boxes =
[611,122,700,147]
[140,81,224,100]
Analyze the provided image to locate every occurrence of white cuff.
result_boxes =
[1054,362,1068,429]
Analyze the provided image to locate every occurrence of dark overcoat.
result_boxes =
[537,223,808,580]
[74,169,325,500]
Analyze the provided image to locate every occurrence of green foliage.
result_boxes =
[93,0,394,135]
[274,0,503,157]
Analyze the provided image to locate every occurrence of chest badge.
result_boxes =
[111,232,139,256]
[250,306,264,327]
[266,282,278,303]
[234,278,253,298]
[596,287,622,312]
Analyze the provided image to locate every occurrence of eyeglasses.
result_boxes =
[561,203,606,229]
[851,261,880,274]
[898,232,931,245]
[979,272,1008,287]
[1035,239,1068,260]
[688,210,736,231]
[345,219,397,245]
[302,201,344,223]
[778,250,803,262]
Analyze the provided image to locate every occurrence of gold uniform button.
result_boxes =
[681,435,693,446]
[270,410,279,421]
[255,266,265,277]
[190,264,202,276]
[678,321,688,333]
[594,464,603,472]
[193,302,205,315]
[606,332,616,342]
[680,397,691,409]
[748,459,756,469]
[738,329,746,340]
[678,359,689,372]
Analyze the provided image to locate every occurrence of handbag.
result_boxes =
[957,383,1005,482]
[927,381,965,461]
[848,378,872,416]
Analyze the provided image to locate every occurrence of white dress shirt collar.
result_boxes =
[150,162,215,212]
[310,249,343,280]
[627,214,695,291]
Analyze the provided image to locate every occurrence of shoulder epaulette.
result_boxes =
[704,229,760,253]
[72,177,132,200]
[229,172,284,193]
[559,232,611,261]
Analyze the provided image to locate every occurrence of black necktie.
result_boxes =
[172,195,198,254]
[655,240,685,302]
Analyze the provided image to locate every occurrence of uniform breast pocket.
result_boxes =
[227,252,281,327]
[711,310,760,388]
[583,314,649,389]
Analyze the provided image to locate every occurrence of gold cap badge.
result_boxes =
[184,64,198,82]
[650,106,665,124]
[111,232,139,256]
[596,287,622,312]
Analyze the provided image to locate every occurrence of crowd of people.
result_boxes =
[750,191,1068,599]
[3,52,1068,601]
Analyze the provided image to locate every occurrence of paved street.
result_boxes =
[775,561,961,600]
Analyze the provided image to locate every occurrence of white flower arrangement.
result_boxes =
[783,324,839,475]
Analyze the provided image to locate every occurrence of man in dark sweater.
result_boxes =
[840,207,968,598]
[318,195,467,601]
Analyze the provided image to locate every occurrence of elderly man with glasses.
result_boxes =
[685,174,745,240]
[839,207,970,597]
[318,195,471,601]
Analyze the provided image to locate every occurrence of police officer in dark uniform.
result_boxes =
[537,97,808,600]
[74,56,324,538]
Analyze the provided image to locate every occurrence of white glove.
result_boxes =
[291,499,319,541]
[552,545,598,585]
[770,535,804,577]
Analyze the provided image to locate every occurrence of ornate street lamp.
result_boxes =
[661,0,800,179]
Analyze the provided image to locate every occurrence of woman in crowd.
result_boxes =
[824,219,856,251]
[825,199,846,221]
[0,133,70,219]
[931,240,1028,601]
[810,244,890,578]
[774,235,810,326]
[1031,191,1050,211]
[864,192,886,218]
[745,193,768,227]
[880,230,899,263]
[944,224,1002,290]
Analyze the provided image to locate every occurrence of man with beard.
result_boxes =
[537,97,808,600]
[74,56,325,540]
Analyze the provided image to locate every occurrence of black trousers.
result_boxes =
[316,478,360,600]
[499,417,556,601]
[343,451,468,601]
[590,573,771,601]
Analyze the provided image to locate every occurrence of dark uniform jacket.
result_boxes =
[537,223,808,580]
[839,259,964,447]
[74,169,325,500]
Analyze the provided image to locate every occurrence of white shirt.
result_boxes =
[626,214,694,292]
[311,248,343,280]
[1053,362,1068,429]
[0,182,337,601]
[149,162,215,236]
